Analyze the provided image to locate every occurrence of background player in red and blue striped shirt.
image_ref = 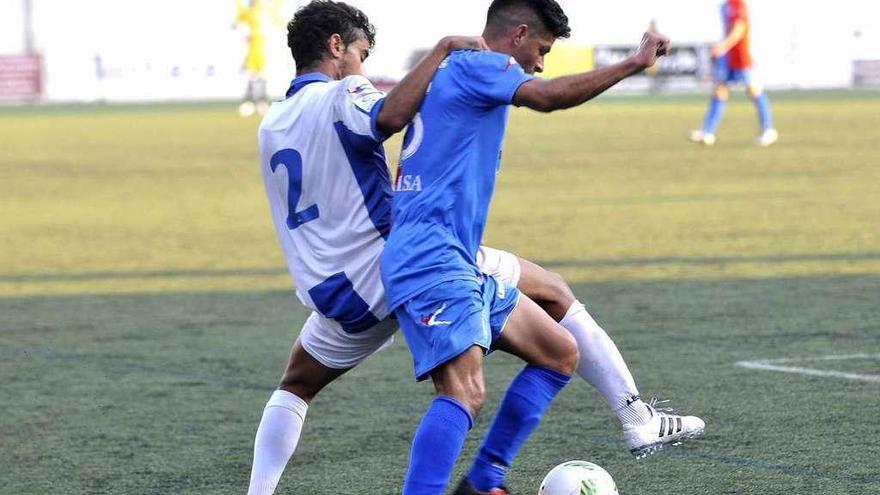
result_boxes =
[691,0,778,146]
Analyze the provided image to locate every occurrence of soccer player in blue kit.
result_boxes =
[381,1,701,494]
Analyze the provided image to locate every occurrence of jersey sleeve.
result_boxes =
[458,52,536,108]
[334,75,390,144]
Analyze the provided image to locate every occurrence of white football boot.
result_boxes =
[757,128,779,147]
[623,398,705,459]
[689,130,716,146]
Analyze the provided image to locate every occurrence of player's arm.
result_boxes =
[711,19,747,58]
[375,36,489,134]
[513,32,670,113]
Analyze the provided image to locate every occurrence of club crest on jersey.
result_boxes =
[420,304,452,326]
[394,174,422,192]
[349,83,384,113]
[347,83,370,94]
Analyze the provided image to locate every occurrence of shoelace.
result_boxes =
[647,397,676,415]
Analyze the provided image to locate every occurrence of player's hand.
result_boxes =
[633,31,671,69]
[710,43,727,59]
[441,36,490,53]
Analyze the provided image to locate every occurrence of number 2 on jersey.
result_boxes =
[270,149,319,230]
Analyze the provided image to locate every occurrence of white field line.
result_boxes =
[735,353,880,383]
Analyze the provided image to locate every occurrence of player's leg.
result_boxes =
[479,248,646,424]
[693,82,728,145]
[517,257,648,420]
[478,247,705,458]
[398,278,570,495]
[239,77,257,117]
[248,313,395,495]
[250,41,270,114]
[746,78,777,146]
[691,56,730,145]
[510,259,571,321]
[248,339,348,495]
[255,76,270,115]
[518,256,704,457]
[459,282,577,493]
[396,281,492,494]
[403,346,485,495]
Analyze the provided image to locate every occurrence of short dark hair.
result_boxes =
[486,0,571,39]
[287,1,377,70]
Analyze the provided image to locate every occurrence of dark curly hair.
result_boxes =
[287,1,377,70]
[485,0,571,39]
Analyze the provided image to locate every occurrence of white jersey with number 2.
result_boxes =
[259,73,392,334]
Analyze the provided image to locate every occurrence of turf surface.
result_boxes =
[2,91,879,494]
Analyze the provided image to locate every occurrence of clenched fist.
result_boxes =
[633,31,671,70]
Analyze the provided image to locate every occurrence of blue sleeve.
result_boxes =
[458,51,535,108]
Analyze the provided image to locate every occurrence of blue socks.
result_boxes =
[752,92,774,131]
[702,96,727,134]
[403,396,473,495]
[703,93,773,135]
[466,365,571,491]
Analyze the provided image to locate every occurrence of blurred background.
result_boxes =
[2,0,879,103]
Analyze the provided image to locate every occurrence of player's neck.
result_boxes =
[483,34,513,55]
[296,60,340,81]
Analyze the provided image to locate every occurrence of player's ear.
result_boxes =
[328,33,345,59]
[512,24,529,46]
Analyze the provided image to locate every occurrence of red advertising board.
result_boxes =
[0,54,43,101]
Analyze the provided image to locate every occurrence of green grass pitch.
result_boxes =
[2,91,879,494]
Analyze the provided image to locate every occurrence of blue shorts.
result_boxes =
[395,275,520,381]
[713,58,753,85]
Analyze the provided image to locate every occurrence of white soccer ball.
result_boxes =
[538,460,619,495]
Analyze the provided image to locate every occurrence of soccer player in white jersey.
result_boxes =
[249,2,703,493]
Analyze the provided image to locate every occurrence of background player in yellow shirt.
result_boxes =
[234,0,283,116]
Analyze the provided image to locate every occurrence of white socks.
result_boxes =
[247,390,309,495]
[559,302,651,426]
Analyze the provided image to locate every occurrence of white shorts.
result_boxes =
[299,246,522,369]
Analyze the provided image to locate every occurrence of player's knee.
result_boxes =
[543,270,576,308]
[714,85,729,100]
[746,84,763,99]
[527,269,576,321]
[278,358,331,403]
[465,379,486,417]
[278,376,321,403]
[438,375,485,417]
[278,368,326,402]
[538,329,579,376]
[557,331,580,376]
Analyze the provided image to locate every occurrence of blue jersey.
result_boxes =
[381,50,534,311]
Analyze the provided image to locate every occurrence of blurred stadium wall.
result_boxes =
[1,0,878,103]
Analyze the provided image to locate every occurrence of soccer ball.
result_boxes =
[538,460,618,495]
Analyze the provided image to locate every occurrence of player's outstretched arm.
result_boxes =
[376,36,489,134]
[513,32,670,113]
